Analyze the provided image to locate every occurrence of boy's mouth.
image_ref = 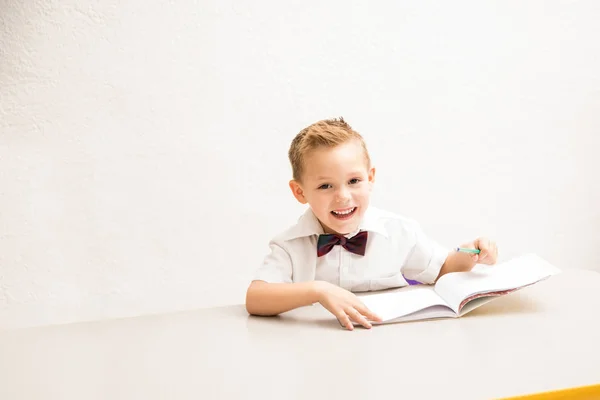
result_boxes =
[330,207,357,220]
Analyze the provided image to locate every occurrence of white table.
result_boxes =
[1,269,599,399]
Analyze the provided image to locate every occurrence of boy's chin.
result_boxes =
[326,219,360,235]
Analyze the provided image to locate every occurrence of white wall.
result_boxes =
[1,1,599,330]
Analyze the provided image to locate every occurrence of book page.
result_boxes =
[434,253,561,314]
[358,285,450,322]
[386,305,458,324]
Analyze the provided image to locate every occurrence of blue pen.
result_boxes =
[456,247,480,254]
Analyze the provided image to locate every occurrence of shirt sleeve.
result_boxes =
[401,222,450,284]
[252,240,294,284]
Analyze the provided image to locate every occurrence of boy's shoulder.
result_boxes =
[271,207,323,243]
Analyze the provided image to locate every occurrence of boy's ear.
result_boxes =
[289,180,308,204]
[368,167,376,185]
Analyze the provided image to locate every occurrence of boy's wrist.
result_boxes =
[309,280,328,304]
[438,251,477,279]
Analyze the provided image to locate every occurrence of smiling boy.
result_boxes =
[245,117,498,330]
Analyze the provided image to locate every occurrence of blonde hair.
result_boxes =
[288,117,371,181]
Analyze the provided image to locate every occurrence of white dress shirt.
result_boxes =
[253,206,450,292]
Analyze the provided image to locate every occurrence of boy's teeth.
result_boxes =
[333,208,355,215]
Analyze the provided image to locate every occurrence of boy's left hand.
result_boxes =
[437,237,499,280]
[462,237,498,265]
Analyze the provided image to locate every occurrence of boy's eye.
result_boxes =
[349,178,361,184]
[318,184,332,190]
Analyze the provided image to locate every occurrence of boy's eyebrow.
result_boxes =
[315,172,363,180]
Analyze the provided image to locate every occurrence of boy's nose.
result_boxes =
[335,188,351,202]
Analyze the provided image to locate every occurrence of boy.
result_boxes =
[245,118,498,330]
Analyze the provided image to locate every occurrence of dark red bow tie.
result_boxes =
[317,231,368,257]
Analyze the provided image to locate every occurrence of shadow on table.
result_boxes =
[244,306,351,332]
[460,291,545,319]
[242,291,546,332]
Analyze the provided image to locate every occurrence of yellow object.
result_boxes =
[502,383,600,399]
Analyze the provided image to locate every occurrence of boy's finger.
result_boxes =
[475,237,487,248]
[476,238,491,260]
[492,243,498,256]
[336,311,353,330]
[355,303,382,322]
[484,243,498,264]
[347,307,372,329]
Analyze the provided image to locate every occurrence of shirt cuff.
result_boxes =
[252,269,292,284]
[412,244,449,284]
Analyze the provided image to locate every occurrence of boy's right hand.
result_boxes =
[314,281,382,330]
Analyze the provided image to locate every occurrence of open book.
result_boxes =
[358,253,560,324]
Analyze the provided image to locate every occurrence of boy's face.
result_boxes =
[289,140,375,235]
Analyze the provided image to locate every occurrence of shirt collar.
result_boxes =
[279,206,389,241]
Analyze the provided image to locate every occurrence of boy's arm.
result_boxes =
[400,220,498,284]
[436,251,477,281]
[246,240,318,316]
[245,280,320,316]
[245,280,381,330]
[247,240,320,316]
[248,240,380,329]
[436,237,499,281]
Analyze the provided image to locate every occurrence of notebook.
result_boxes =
[357,253,560,324]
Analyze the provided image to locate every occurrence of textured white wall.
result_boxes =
[1,1,599,330]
